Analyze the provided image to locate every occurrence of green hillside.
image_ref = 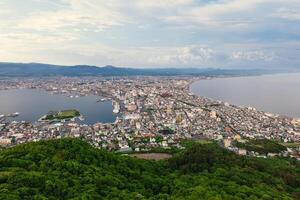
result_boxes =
[0,139,299,200]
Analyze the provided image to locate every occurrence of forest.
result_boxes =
[233,139,287,155]
[0,138,299,199]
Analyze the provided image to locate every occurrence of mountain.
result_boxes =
[0,62,273,77]
[0,138,299,199]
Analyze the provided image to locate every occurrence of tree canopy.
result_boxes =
[0,138,299,199]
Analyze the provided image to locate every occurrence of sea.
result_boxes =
[0,89,117,124]
[190,73,300,118]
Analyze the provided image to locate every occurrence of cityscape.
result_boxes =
[1,76,299,159]
[1,0,300,199]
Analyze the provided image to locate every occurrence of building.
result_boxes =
[223,139,232,148]
[238,149,247,155]
[127,103,137,112]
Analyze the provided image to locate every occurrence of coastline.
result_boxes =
[189,73,300,121]
[1,75,300,153]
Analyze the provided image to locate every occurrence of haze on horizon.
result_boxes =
[0,0,299,69]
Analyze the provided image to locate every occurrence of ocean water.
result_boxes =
[190,73,300,118]
[0,89,117,124]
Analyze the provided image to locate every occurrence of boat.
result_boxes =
[8,112,20,117]
[97,98,108,102]
[79,116,85,121]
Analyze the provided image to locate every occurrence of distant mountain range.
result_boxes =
[0,62,279,77]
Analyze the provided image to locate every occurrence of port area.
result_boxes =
[0,112,19,118]
[0,112,20,123]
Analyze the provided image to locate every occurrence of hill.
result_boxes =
[0,138,299,199]
[0,62,272,77]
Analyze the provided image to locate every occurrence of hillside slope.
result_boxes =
[0,139,299,199]
[0,62,272,77]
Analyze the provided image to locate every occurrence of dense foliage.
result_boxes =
[234,139,287,154]
[44,110,80,120]
[0,138,299,199]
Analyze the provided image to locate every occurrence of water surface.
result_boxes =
[190,73,300,118]
[0,89,117,124]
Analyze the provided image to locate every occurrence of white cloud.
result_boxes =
[174,46,215,64]
[230,50,277,62]
[0,0,299,68]
[133,0,192,9]
[155,0,300,29]
[275,7,300,21]
[17,0,125,32]
[148,0,262,26]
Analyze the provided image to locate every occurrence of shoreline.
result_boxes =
[0,76,299,158]
[188,73,300,121]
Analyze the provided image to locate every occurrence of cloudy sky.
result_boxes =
[0,0,299,68]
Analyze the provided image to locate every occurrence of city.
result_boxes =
[1,0,300,199]
[1,77,299,159]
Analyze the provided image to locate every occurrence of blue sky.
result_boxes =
[0,0,299,68]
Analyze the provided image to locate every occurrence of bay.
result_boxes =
[190,73,300,118]
[0,89,117,124]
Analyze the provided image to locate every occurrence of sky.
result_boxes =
[0,0,299,69]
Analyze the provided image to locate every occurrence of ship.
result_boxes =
[8,112,20,117]
[97,98,109,102]
[79,116,85,121]
[112,101,120,113]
